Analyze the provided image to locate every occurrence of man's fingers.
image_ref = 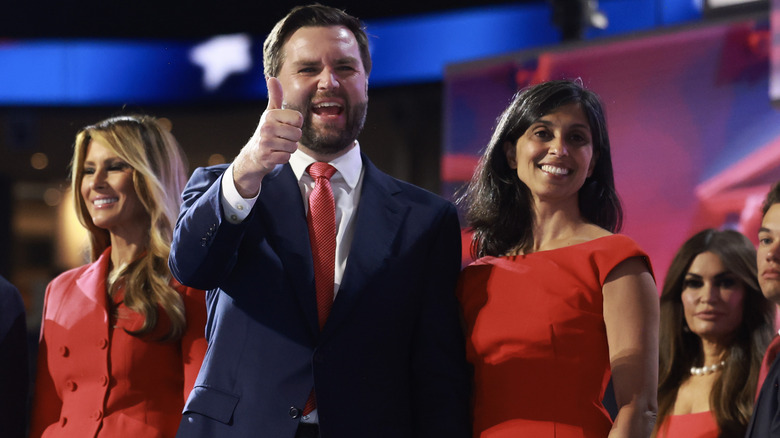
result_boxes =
[269,109,304,129]
[260,117,302,143]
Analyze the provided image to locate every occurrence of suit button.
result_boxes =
[59,346,69,357]
[65,380,77,391]
[97,338,108,349]
[100,375,109,386]
[90,410,102,421]
[289,407,301,419]
[60,417,67,427]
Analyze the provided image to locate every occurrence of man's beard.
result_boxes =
[286,96,368,156]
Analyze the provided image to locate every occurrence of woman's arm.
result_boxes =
[603,256,659,438]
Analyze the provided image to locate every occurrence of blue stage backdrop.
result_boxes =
[0,0,700,106]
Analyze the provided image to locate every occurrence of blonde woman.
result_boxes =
[30,115,207,438]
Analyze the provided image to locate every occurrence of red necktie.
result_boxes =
[303,162,337,415]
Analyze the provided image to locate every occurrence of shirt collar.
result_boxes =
[289,141,363,189]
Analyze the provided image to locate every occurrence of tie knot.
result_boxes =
[308,162,337,180]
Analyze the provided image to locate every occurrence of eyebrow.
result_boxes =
[83,157,125,166]
[290,56,360,67]
[532,120,591,130]
[684,272,734,280]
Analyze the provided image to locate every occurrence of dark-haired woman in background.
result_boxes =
[30,115,207,438]
[458,79,658,437]
[654,229,774,438]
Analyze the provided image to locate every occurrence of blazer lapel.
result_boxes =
[257,164,319,337]
[69,249,111,330]
[323,157,405,337]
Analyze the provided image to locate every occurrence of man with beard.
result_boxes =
[169,5,471,438]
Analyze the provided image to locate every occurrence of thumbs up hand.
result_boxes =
[232,77,303,198]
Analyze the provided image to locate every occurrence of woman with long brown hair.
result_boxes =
[654,229,774,437]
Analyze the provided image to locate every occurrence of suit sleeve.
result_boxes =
[411,202,472,437]
[169,166,252,290]
[0,280,28,438]
[29,282,62,438]
[179,286,208,403]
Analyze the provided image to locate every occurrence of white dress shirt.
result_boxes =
[220,142,365,300]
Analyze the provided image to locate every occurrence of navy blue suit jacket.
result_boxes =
[169,156,471,438]
[0,275,28,438]
[746,353,780,437]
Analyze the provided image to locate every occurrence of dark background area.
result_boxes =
[1,0,533,38]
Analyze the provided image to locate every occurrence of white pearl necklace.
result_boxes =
[690,360,726,376]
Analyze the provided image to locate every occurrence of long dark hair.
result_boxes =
[459,79,622,258]
[655,229,774,437]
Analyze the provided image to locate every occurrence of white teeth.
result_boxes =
[541,165,569,175]
[94,198,118,206]
[314,102,341,108]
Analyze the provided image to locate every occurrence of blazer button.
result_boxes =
[97,338,108,349]
[90,410,103,421]
[60,417,67,427]
[289,407,301,419]
[65,380,77,391]
[100,375,109,386]
[59,346,69,357]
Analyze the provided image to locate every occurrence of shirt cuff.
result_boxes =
[220,163,259,224]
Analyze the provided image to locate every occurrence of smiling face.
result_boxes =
[504,103,597,205]
[80,139,148,238]
[681,251,746,345]
[758,203,780,304]
[277,25,368,158]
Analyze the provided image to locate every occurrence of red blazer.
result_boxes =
[30,247,207,438]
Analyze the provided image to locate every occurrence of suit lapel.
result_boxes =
[323,157,406,337]
[258,164,320,337]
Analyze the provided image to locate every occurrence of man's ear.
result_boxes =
[504,141,517,169]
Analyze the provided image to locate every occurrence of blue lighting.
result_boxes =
[0,0,700,106]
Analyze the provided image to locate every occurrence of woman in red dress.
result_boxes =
[654,229,773,438]
[30,115,207,438]
[458,79,659,437]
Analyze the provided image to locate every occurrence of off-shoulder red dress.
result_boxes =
[458,234,651,438]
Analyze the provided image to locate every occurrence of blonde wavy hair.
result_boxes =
[71,115,189,341]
